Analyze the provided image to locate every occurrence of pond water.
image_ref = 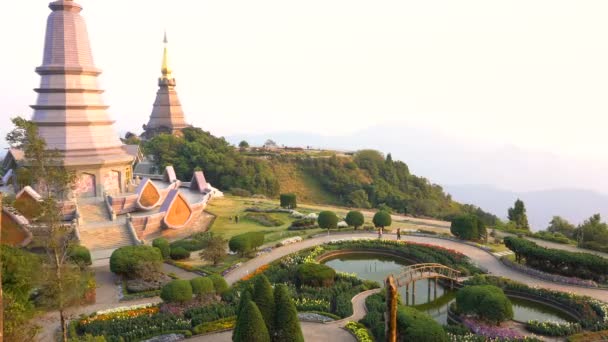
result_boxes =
[323,253,574,325]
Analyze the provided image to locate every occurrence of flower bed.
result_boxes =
[526,320,582,336]
[82,304,160,324]
[192,316,236,335]
[345,321,374,342]
[460,317,526,340]
[501,256,599,287]
[76,313,191,342]
[241,264,269,281]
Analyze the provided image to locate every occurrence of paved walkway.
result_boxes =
[38,232,608,341]
[189,322,355,342]
[224,233,608,301]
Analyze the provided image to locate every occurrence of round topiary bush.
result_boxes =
[68,245,92,266]
[345,211,365,229]
[209,274,229,295]
[317,211,339,230]
[397,306,447,342]
[110,245,163,277]
[455,285,513,325]
[170,247,191,260]
[296,263,336,287]
[373,211,392,228]
[152,238,171,259]
[190,277,215,297]
[160,279,193,303]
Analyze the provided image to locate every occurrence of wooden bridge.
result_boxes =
[391,263,462,306]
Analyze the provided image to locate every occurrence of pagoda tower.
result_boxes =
[30,0,134,198]
[142,32,190,139]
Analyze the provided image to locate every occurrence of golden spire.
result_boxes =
[161,30,172,78]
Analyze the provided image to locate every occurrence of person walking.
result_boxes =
[378,227,383,239]
[397,228,401,240]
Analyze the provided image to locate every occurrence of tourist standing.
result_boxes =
[378,227,383,239]
[397,228,401,240]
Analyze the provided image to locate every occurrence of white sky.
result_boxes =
[3,0,608,161]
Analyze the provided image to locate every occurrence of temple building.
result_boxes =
[142,33,190,139]
[5,0,135,198]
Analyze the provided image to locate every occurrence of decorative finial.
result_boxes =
[161,31,172,78]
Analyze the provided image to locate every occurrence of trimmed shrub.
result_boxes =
[209,274,229,295]
[451,214,482,241]
[170,247,191,260]
[160,279,193,303]
[296,263,336,287]
[280,193,297,209]
[455,285,513,325]
[68,245,92,266]
[253,275,275,333]
[233,301,271,342]
[345,211,365,229]
[274,284,304,342]
[110,245,163,277]
[190,277,215,297]
[317,211,339,229]
[397,306,447,342]
[152,238,170,259]
[229,232,264,256]
[373,211,392,228]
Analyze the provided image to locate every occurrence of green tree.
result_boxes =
[209,274,229,295]
[345,210,365,230]
[456,285,513,325]
[233,290,252,341]
[373,211,392,228]
[199,235,227,266]
[576,214,608,251]
[109,245,163,278]
[279,193,297,209]
[318,211,339,231]
[274,284,304,342]
[508,199,530,230]
[546,216,576,239]
[232,301,271,342]
[7,118,85,342]
[239,140,250,149]
[253,275,275,333]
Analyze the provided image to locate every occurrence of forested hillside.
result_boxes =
[144,128,497,223]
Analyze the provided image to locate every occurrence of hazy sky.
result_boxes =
[3,0,608,162]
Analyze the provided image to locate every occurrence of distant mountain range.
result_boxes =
[443,185,608,230]
[227,122,608,230]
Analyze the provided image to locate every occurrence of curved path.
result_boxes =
[226,233,608,302]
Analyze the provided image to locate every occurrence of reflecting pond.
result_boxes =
[323,253,575,324]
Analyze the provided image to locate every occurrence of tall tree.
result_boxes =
[199,235,228,266]
[253,275,275,334]
[507,199,530,230]
[6,118,82,342]
[274,284,304,342]
[546,216,576,238]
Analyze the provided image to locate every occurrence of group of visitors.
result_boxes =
[378,227,401,240]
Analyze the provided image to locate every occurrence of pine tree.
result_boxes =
[232,301,271,342]
[274,284,304,342]
[508,199,530,230]
[253,275,275,334]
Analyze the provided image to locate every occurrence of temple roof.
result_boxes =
[143,33,190,139]
[31,0,133,168]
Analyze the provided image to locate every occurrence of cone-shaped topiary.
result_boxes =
[233,290,252,341]
[232,301,271,342]
[274,284,304,342]
[253,275,275,333]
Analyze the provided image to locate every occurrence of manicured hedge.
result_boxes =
[152,238,170,259]
[160,280,193,303]
[185,303,236,326]
[170,247,191,260]
[504,237,608,282]
[373,211,392,228]
[68,245,92,266]
[296,263,336,287]
[397,306,447,342]
[455,285,513,324]
[229,232,265,256]
[317,211,339,229]
[110,245,163,277]
[209,274,229,294]
[280,193,297,209]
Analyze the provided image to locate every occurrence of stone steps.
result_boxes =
[78,199,110,223]
[79,222,134,252]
